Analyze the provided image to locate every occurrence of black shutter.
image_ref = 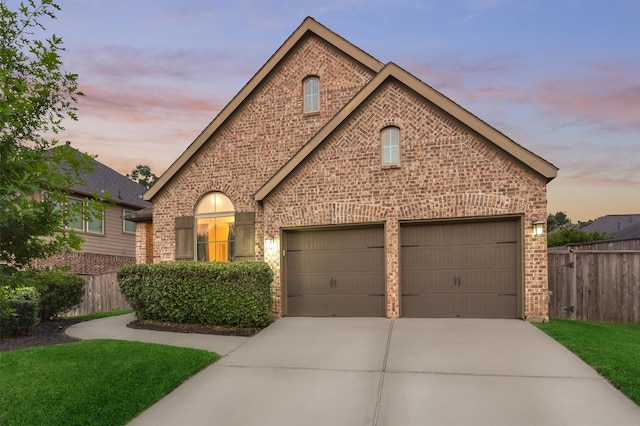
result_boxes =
[175,216,194,260]
[234,212,255,261]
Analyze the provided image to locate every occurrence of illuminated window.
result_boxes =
[195,192,235,262]
[303,77,319,113]
[382,126,400,166]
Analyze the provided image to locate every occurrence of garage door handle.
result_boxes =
[453,276,461,286]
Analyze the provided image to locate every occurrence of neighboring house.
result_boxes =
[35,144,151,274]
[579,214,640,240]
[140,18,558,320]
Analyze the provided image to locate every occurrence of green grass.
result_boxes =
[0,340,219,426]
[536,320,640,405]
[65,309,133,320]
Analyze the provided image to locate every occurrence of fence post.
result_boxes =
[569,251,577,321]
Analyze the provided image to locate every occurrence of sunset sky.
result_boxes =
[36,0,639,222]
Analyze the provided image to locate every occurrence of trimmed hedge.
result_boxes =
[117,261,274,327]
[0,287,40,337]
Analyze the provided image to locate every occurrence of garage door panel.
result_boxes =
[286,227,385,317]
[286,295,334,317]
[333,295,385,317]
[287,272,334,295]
[402,295,458,318]
[456,294,517,318]
[401,220,519,319]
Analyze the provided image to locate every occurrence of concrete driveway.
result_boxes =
[126,318,639,426]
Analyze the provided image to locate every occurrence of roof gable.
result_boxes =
[52,144,151,209]
[254,62,558,201]
[145,17,384,201]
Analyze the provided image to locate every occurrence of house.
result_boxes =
[35,144,152,274]
[579,214,640,240]
[140,18,558,320]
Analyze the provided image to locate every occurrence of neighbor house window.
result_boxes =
[123,209,136,234]
[195,192,235,262]
[63,197,104,234]
[65,198,84,231]
[382,126,400,166]
[303,76,319,113]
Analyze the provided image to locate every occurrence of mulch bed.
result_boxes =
[127,318,264,337]
[0,318,85,352]
[1,317,265,352]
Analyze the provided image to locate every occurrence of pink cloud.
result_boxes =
[407,56,640,130]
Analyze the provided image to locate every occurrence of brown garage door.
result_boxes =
[401,219,519,318]
[285,227,385,317]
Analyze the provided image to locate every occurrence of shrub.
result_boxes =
[32,271,85,320]
[118,261,274,327]
[0,287,40,337]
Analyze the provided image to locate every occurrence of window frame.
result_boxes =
[123,209,137,234]
[63,196,104,235]
[195,192,235,262]
[381,126,400,167]
[303,76,320,113]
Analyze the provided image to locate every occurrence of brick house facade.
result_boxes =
[143,18,557,321]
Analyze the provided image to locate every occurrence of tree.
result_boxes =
[0,0,101,273]
[547,211,570,232]
[547,227,610,248]
[126,164,157,189]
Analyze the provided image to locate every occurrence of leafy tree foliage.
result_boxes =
[547,227,610,248]
[547,211,570,232]
[126,164,157,189]
[1,1,101,272]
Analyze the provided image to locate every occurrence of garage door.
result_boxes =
[401,219,519,318]
[285,227,385,317]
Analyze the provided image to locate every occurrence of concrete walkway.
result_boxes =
[67,316,640,426]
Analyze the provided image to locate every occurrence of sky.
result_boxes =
[26,0,640,221]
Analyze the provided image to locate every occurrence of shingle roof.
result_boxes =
[51,144,151,209]
[580,214,640,239]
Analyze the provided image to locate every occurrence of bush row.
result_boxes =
[118,261,274,327]
[0,270,85,336]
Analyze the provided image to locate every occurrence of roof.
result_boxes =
[144,17,384,201]
[145,17,558,203]
[254,62,558,201]
[51,144,151,209]
[580,214,640,239]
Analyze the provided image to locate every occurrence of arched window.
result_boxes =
[381,126,400,166]
[195,192,235,262]
[303,76,319,113]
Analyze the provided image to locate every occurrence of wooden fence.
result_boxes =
[548,248,640,323]
[65,271,130,317]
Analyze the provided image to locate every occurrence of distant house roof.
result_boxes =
[580,214,640,240]
[51,143,151,209]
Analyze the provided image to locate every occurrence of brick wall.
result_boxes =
[263,81,549,319]
[35,252,135,275]
[135,222,154,264]
[151,34,376,263]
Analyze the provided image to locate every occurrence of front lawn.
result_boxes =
[536,319,640,405]
[0,340,219,425]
